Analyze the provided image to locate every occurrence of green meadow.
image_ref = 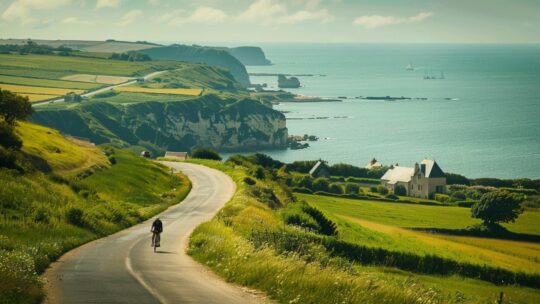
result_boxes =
[0,122,190,303]
[184,156,540,304]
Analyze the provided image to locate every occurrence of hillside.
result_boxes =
[31,94,288,155]
[227,46,272,65]
[139,45,251,86]
[185,154,540,304]
[0,121,190,303]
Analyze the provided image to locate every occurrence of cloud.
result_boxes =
[61,17,93,25]
[2,0,71,24]
[118,9,142,27]
[237,0,333,25]
[159,7,227,26]
[353,11,433,29]
[96,0,121,9]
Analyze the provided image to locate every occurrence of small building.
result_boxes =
[366,158,382,169]
[309,160,330,178]
[381,159,446,199]
[64,92,82,102]
[165,151,189,160]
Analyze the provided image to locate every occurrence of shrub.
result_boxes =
[450,191,466,202]
[344,183,359,194]
[65,207,85,227]
[253,167,265,180]
[243,177,256,185]
[0,122,22,149]
[434,193,450,202]
[471,190,523,225]
[394,185,407,196]
[191,148,222,161]
[328,183,343,194]
[291,187,313,194]
[369,186,378,193]
[293,175,313,189]
[445,172,470,185]
[377,185,389,195]
[385,194,398,200]
[312,178,329,192]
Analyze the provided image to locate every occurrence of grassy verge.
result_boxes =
[186,156,540,303]
[186,159,446,303]
[0,123,190,304]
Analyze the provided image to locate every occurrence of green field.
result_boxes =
[0,122,191,303]
[183,156,540,304]
[0,75,98,90]
[0,54,180,80]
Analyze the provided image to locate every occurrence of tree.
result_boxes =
[471,190,523,225]
[191,148,222,161]
[377,185,389,195]
[394,185,407,196]
[0,89,33,126]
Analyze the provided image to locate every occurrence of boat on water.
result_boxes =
[405,63,414,71]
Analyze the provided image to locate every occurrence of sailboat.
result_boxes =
[405,63,414,71]
[439,71,445,79]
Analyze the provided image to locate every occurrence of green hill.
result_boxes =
[139,45,251,86]
[0,122,190,303]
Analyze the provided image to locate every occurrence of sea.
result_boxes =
[240,43,540,179]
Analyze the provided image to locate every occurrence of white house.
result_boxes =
[381,159,446,199]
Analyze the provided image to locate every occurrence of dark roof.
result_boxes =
[309,160,328,176]
[421,159,445,178]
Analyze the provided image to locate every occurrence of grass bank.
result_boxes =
[0,123,190,304]
[186,155,540,303]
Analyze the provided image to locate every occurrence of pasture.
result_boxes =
[0,54,180,79]
[61,74,132,84]
[299,193,540,274]
[115,86,203,96]
[0,75,96,89]
[0,84,83,102]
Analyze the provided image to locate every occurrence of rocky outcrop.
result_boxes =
[278,75,301,88]
[227,47,271,66]
[31,95,288,152]
[140,45,250,87]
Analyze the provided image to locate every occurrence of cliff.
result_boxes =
[30,95,287,152]
[227,47,271,66]
[140,45,250,87]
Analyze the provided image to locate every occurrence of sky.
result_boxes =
[0,0,539,44]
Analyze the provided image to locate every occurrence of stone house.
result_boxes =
[381,159,446,199]
[309,160,330,178]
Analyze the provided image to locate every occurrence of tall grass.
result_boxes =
[0,147,190,303]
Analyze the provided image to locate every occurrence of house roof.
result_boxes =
[381,166,415,183]
[309,161,327,175]
[165,151,188,158]
[421,159,445,178]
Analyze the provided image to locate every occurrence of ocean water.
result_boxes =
[245,44,540,179]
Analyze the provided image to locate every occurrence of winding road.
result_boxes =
[44,162,265,304]
[33,70,167,107]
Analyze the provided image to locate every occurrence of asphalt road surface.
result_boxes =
[44,162,265,304]
[33,70,167,107]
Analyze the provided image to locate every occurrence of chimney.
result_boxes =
[420,164,426,175]
[414,163,419,173]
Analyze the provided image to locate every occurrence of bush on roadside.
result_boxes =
[191,148,222,161]
[377,185,389,195]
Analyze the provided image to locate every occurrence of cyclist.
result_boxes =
[151,218,163,249]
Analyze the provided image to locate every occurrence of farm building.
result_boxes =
[381,159,446,199]
[366,158,383,169]
[165,151,189,160]
[309,160,330,178]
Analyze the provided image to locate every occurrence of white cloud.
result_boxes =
[2,0,71,24]
[118,9,142,27]
[353,11,434,29]
[237,0,333,25]
[61,17,93,25]
[159,7,227,26]
[96,0,121,9]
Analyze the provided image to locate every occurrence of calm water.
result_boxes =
[244,44,540,179]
